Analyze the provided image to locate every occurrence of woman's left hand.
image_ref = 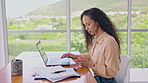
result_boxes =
[73,55,93,67]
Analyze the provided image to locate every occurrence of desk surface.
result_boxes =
[0,52,97,83]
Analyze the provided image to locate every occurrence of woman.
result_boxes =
[61,8,120,83]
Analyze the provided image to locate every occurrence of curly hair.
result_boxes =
[81,7,120,53]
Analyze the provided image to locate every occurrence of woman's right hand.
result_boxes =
[61,53,78,59]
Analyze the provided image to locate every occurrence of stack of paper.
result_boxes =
[32,66,80,82]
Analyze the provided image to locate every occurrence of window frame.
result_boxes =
[0,0,8,69]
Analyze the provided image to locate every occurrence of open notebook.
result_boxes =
[32,66,80,82]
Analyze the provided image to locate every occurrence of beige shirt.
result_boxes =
[88,32,120,78]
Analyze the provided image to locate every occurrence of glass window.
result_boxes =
[6,0,66,60]
[130,0,148,82]
[131,0,148,68]
[70,0,128,54]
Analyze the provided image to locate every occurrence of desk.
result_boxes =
[0,52,97,83]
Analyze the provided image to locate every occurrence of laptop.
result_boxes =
[36,40,75,66]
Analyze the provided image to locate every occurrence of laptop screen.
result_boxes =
[36,41,48,65]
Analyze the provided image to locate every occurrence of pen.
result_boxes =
[34,77,46,80]
[52,70,66,74]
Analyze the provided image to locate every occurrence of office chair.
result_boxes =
[115,55,131,83]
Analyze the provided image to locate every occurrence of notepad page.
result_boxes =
[33,66,64,74]
[32,66,80,82]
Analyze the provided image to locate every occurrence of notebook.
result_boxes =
[36,40,75,66]
[32,66,80,82]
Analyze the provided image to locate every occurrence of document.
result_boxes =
[32,66,80,82]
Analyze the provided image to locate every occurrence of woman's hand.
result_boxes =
[61,53,78,59]
[73,54,94,67]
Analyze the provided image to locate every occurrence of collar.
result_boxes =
[94,32,109,44]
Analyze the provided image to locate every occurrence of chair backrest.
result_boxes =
[115,55,131,83]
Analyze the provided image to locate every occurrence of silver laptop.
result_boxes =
[36,40,74,66]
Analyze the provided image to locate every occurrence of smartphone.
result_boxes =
[64,55,75,59]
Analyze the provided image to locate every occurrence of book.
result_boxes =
[32,66,80,82]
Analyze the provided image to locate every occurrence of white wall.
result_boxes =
[0,0,8,70]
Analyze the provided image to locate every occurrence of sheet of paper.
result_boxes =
[32,66,80,82]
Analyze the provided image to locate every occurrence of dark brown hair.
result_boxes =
[81,8,120,53]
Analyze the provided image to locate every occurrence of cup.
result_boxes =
[11,59,23,76]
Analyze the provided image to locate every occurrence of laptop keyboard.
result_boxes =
[47,58,71,65]
[49,58,61,64]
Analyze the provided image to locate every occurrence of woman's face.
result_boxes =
[82,15,99,35]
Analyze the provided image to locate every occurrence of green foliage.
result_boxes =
[71,32,87,53]
[8,40,67,59]
[109,14,127,29]
[132,14,148,29]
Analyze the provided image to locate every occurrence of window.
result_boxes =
[4,0,148,82]
[70,0,128,54]
[6,0,66,60]
[6,0,129,63]
[131,0,148,68]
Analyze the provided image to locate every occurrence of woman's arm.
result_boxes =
[73,53,94,67]
[61,53,79,59]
